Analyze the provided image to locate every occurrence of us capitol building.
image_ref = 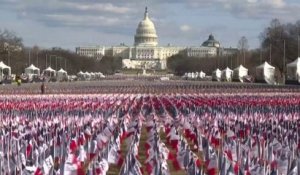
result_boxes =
[76,7,237,70]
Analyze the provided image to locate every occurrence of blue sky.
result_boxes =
[1,0,300,51]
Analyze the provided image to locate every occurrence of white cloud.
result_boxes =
[2,0,298,27]
[186,0,298,20]
[44,14,121,27]
[247,0,257,3]
[0,0,299,50]
[63,2,131,14]
[180,25,191,32]
[261,0,285,8]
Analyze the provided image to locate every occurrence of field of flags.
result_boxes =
[0,81,300,175]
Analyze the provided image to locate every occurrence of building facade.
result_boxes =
[75,7,237,70]
[75,46,105,60]
[186,46,218,57]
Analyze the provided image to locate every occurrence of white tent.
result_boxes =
[98,72,105,78]
[0,61,11,81]
[94,72,100,79]
[25,64,40,76]
[191,72,196,79]
[286,58,300,83]
[221,67,233,82]
[84,72,91,80]
[77,71,84,76]
[199,71,206,79]
[212,69,222,81]
[90,72,96,79]
[256,61,275,84]
[43,66,56,77]
[77,71,85,80]
[57,68,68,81]
[233,65,248,82]
[94,72,105,78]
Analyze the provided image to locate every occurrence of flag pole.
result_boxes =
[283,39,286,84]
[297,34,300,58]
[7,123,12,175]
[269,43,272,64]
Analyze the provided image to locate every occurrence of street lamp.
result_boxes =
[49,55,56,69]
[64,58,67,71]
[59,57,61,68]
[3,42,10,66]
[283,39,286,84]
[36,51,39,68]
[55,56,57,70]
[297,34,300,58]
[45,54,48,69]
[272,39,286,84]
[7,49,10,66]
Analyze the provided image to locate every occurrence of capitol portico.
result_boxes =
[76,7,237,70]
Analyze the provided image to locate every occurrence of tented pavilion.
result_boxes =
[43,67,56,77]
[57,68,68,81]
[199,71,206,79]
[0,61,11,81]
[221,67,233,82]
[25,64,40,76]
[84,72,91,80]
[77,71,85,80]
[212,68,222,81]
[255,61,275,84]
[233,65,248,82]
[286,57,300,84]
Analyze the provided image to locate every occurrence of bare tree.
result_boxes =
[237,36,249,65]
[259,19,300,83]
[32,45,40,67]
[0,29,23,67]
[0,29,23,51]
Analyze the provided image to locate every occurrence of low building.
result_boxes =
[186,46,218,57]
[75,46,105,59]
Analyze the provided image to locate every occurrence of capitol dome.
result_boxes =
[134,7,158,47]
[202,34,220,48]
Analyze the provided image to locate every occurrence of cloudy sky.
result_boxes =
[1,0,300,51]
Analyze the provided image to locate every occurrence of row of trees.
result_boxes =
[23,49,122,75]
[0,30,122,75]
[168,19,300,80]
[167,54,239,76]
[167,47,262,76]
[260,19,300,81]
